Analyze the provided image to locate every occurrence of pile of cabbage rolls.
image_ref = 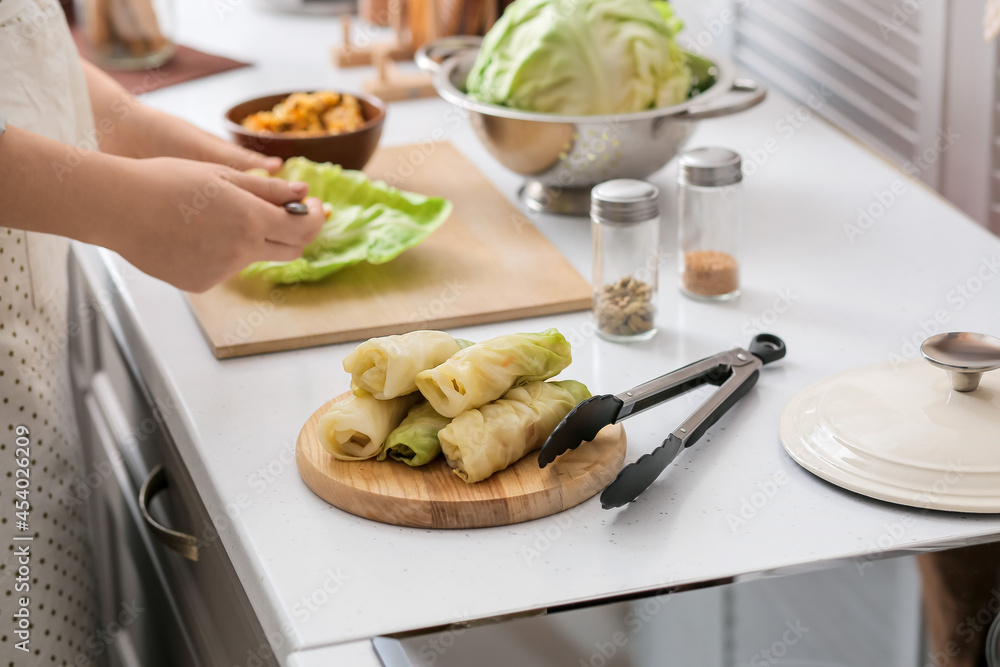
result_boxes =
[317,329,591,483]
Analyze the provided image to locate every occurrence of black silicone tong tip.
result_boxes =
[538,394,623,468]
[599,436,684,509]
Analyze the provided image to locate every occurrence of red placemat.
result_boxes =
[71,26,250,93]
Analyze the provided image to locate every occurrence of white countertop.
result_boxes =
[81,1,1000,664]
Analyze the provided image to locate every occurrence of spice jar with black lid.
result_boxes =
[677,147,743,301]
[591,179,660,343]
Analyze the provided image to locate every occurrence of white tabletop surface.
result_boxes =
[78,0,1000,664]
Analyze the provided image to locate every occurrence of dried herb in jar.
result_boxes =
[594,277,656,336]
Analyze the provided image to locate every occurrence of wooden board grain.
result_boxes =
[296,395,627,529]
[187,142,592,359]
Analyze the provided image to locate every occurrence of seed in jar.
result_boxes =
[594,277,656,336]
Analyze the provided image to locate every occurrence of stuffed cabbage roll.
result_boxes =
[415,329,572,418]
[378,401,451,466]
[317,393,419,460]
[438,380,591,483]
[343,330,472,400]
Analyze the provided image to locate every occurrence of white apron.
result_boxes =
[0,0,99,664]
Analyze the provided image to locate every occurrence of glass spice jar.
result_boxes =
[591,179,660,343]
[84,0,175,71]
[677,147,743,301]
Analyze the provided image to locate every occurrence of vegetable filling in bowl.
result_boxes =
[241,91,366,135]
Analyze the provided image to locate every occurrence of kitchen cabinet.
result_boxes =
[69,253,277,666]
[66,3,1000,665]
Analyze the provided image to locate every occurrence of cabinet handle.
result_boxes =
[139,464,200,562]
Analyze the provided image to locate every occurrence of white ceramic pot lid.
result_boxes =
[780,358,1000,513]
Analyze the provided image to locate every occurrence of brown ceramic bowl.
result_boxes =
[224,91,386,170]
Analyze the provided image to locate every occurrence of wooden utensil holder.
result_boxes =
[335,0,501,103]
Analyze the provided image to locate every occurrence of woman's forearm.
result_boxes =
[0,123,324,293]
[0,124,124,246]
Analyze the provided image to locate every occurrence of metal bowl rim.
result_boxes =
[432,49,738,124]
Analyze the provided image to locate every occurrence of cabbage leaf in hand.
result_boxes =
[466,0,690,115]
[242,158,452,284]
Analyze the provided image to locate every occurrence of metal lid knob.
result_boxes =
[591,179,659,223]
[920,332,1000,392]
[678,147,742,187]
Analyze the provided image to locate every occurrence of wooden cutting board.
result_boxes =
[296,395,627,529]
[187,142,592,359]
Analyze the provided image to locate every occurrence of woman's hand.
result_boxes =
[70,64,326,291]
[134,104,286,173]
[2,123,324,294]
[108,157,325,292]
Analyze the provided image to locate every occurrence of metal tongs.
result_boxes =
[538,333,786,509]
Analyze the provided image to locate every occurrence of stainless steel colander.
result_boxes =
[417,37,767,215]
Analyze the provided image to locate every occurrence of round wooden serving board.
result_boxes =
[296,394,627,529]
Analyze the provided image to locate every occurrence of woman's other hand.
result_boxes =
[82,61,283,174]
[135,104,286,174]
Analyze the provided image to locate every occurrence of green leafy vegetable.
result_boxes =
[242,158,452,283]
[379,401,452,466]
[466,0,691,115]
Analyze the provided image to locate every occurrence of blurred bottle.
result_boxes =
[359,0,390,25]
[84,0,174,70]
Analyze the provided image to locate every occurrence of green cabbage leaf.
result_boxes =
[466,0,691,115]
[242,157,452,284]
[378,401,452,466]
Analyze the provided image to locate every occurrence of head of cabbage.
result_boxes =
[465,0,691,115]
